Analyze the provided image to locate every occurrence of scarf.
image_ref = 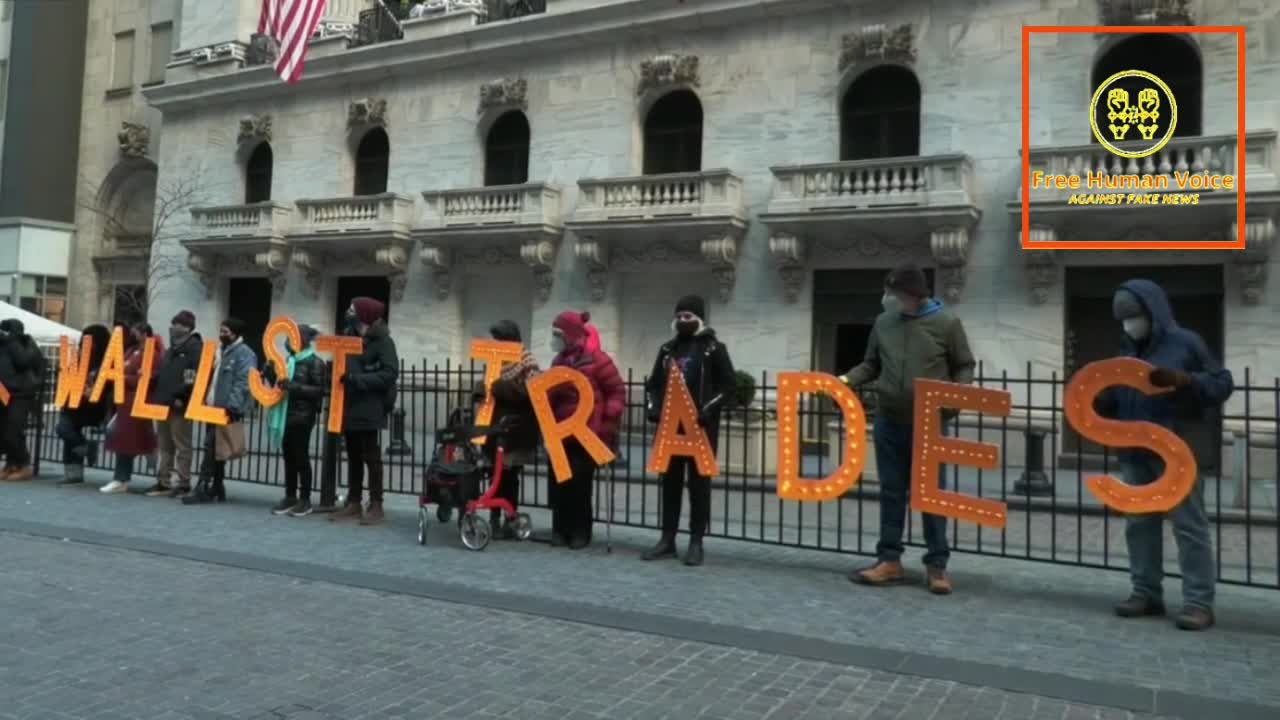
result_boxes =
[267,346,315,448]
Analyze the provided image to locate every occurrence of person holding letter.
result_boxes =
[149,311,203,498]
[55,324,112,486]
[546,310,625,549]
[482,320,541,538]
[641,295,735,567]
[329,298,398,526]
[839,264,975,594]
[100,324,160,494]
[266,324,328,517]
[0,319,46,482]
[1100,280,1233,631]
[184,318,257,505]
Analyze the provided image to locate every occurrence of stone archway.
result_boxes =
[89,157,159,325]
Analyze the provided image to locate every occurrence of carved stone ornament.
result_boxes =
[187,253,218,299]
[1232,218,1276,305]
[291,249,324,299]
[928,227,971,304]
[637,54,699,97]
[118,122,151,158]
[1097,0,1193,26]
[373,244,410,301]
[574,239,609,303]
[420,244,452,301]
[839,23,915,73]
[347,98,388,129]
[768,233,805,303]
[520,239,557,305]
[238,114,272,145]
[701,235,738,303]
[255,247,289,299]
[478,77,528,116]
[1021,226,1059,305]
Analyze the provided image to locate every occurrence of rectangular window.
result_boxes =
[111,31,135,90]
[148,23,172,83]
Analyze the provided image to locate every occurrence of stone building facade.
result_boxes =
[142,0,1280,463]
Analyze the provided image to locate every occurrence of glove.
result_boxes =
[1149,368,1192,389]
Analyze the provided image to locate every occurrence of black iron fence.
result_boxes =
[27,360,1280,589]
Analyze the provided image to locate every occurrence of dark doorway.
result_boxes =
[335,276,391,335]
[226,277,273,363]
[840,65,922,161]
[1063,265,1224,472]
[354,128,390,196]
[1091,34,1202,141]
[484,111,530,186]
[814,267,936,374]
[642,89,703,175]
[245,142,273,203]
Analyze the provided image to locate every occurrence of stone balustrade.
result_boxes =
[766,154,976,214]
[574,169,745,223]
[292,193,415,240]
[189,202,292,240]
[420,183,561,229]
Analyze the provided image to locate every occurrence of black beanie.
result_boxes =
[674,295,707,322]
[222,317,248,338]
[489,319,522,343]
[885,264,930,299]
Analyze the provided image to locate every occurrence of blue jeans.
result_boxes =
[1122,460,1215,610]
[873,416,950,569]
[114,454,135,483]
[56,412,89,466]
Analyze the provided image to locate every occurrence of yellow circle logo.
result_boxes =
[1089,69,1178,159]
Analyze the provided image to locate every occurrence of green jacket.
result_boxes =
[842,299,975,423]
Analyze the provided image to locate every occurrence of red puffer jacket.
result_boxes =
[549,343,626,449]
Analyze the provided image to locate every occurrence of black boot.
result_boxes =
[683,537,704,567]
[641,534,678,561]
[181,479,223,505]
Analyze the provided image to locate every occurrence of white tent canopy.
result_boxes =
[0,301,80,346]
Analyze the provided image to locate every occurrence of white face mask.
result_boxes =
[550,333,566,353]
[1122,317,1150,340]
[882,293,903,314]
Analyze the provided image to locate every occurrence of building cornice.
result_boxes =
[143,0,841,112]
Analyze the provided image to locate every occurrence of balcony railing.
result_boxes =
[421,183,561,229]
[574,170,745,223]
[767,155,976,214]
[189,202,292,239]
[291,193,415,240]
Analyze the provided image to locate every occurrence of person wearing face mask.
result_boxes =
[838,263,975,595]
[184,318,257,505]
[100,324,162,494]
[330,297,399,526]
[148,310,203,498]
[1096,279,1233,631]
[546,310,626,549]
[266,324,328,517]
[641,295,735,566]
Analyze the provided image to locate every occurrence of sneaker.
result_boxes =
[926,566,953,595]
[329,502,363,522]
[1174,606,1214,631]
[99,480,129,494]
[1114,595,1166,618]
[849,560,906,586]
[145,483,172,497]
[271,497,296,515]
[287,500,314,517]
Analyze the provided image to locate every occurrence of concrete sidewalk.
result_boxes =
[2,466,1278,718]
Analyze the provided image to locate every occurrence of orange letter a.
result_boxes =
[646,364,719,477]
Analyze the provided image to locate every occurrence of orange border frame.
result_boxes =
[1020,25,1247,251]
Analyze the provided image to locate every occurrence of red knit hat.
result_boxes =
[351,297,386,324]
[553,310,590,346]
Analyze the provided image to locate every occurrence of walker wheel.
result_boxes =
[437,505,453,523]
[512,513,533,541]
[417,507,428,546]
[459,512,491,551]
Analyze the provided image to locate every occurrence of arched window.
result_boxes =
[840,65,921,161]
[244,142,273,203]
[484,111,531,186]
[354,127,390,196]
[642,89,703,175]
[1091,34,1202,140]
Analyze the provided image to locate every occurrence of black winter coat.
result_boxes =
[490,375,540,457]
[67,325,113,428]
[152,333,203,408]
[645,328,735,446]
[342,322,398,432]
[266,353,328,427]
[0,333,45,397]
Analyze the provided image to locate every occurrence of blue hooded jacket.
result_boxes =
[1098,279,1234,464]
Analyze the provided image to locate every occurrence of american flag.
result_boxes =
[258,0,330,84]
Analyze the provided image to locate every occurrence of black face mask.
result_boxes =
[219,335,235,347]
[675,320,700,337]
[343,311,360,337]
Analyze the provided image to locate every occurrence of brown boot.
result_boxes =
[849,560,906,586]
[4,466,33,482]
[1174,606,1215,631]
[926,566,953,595]
[359,501,384,526]
[329,501,363,522]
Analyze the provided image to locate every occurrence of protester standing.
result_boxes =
[0,319,45,482]
[267,324,327,517]
[56,325,112,486]
[839,263,975,595]
[330,298,398,526]
[547,310,625,550]
[1099,279,1233,631]
[641,295,735,566]
[100,325,161,494]
[183,318,256,505]
[483,320,541,538]
[149,311,203,497]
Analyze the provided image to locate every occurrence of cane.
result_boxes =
[605,460,614,553]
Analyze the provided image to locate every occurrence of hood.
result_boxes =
[1118,278,1176,346]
